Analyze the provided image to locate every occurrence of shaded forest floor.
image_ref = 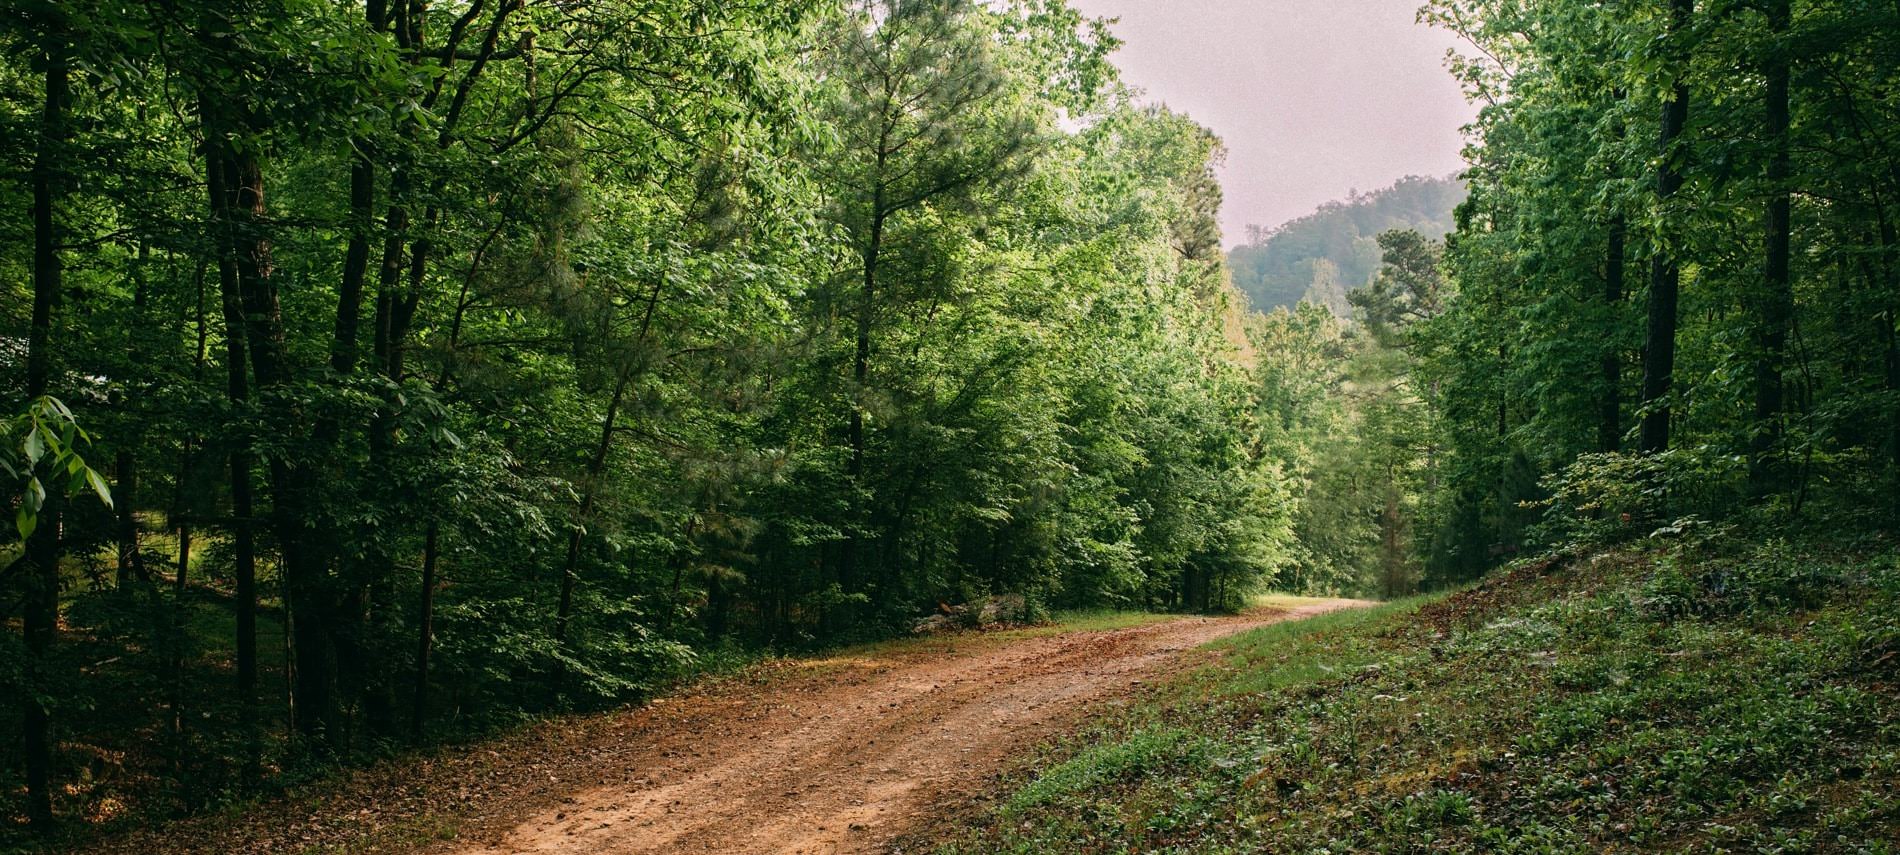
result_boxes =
[64,597,1366,854]
[935,532,1900,853]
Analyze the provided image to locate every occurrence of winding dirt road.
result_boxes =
[90,598,1368,855]
[438,599,1366,855]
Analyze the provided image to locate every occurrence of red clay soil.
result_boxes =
[90,599,1368,855]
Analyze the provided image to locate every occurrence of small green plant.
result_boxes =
[3,396,113,539]
[1530,449,1745,547]
[1640,539,1848,620]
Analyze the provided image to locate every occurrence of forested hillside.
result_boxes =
[1227,174,1464,313]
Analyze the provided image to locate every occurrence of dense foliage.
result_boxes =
[1407,0,1900,581]
[0,0,1295,835]
[1252,0,1900,598]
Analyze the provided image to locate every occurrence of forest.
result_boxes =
[4,0,1899,847]
[1227,173,1464,314]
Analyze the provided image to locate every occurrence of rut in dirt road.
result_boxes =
[445,599,1369,855]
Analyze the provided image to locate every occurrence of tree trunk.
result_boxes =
[1381,481,1405,599]
[232,452,260,773]
[555,273,663,646]
[20,35,70,833]
[411,521,440,741]
[205,138,264,770]
[1751,0,1793,492]
[1879,218,1900,486]
[556,373,631,645]
[1639,0,1693,454]
[1182,567,1199,613]
[203,92,334,743]
[113,451,145,586]
[174,262,208,594]
[842,198,886,604]
[335,156,375,374]
[1601,215,1626,452]
[115,246,153,588]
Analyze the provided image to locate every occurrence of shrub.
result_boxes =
[1531,449,1747,547]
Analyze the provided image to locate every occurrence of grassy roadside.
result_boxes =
[937,535,1900,853]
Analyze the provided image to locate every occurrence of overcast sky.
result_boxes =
[1066,0,1478,247]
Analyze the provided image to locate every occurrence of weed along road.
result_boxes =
[435,599,1369,855]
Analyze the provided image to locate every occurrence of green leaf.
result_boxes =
[87,468,115,508]
[16,507,35,541]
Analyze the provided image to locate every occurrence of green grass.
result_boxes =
[1016,608,1186,636]
[938,537,1900,853]
[1204,595,1435,695]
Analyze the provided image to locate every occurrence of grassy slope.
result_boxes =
[940,534,1900,853]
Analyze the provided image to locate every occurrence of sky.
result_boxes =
[1065,0,1479,248]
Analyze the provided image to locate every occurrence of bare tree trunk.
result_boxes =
[113,241,153,587]
[20,34,71,833]
[1639,0,1694,454]
[205,137,264,774]
[173,262,208,592]
[556,274,662,647]
[1601,215,1626,452]
[202,86,333,743]
[1751,0,1793,492]
[1879,218,1900,490]
[336,156,375,374]
[843,205,885,603]
[556,373,630,645]
[411,522,440,741]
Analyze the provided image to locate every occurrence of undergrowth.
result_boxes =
[939,531,1900,853]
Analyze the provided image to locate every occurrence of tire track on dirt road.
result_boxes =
[446,599,1370,855]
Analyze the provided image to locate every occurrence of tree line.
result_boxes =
[1250,0,1898,596]
[11,0,1895,839]
[2,0,1293,835]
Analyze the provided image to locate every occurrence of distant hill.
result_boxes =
[1227,175,1465,315]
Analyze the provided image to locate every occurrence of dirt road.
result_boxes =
[437,599,1366,855]
[88,599,1368,855]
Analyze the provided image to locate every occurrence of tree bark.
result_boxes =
[411,522,440,741]
[1639,0,1694,454]
[114,242,153,588]
[556,373,630,645]
[335,156,375,375]
[21,34,71,833]
[1878,217,1900,485]
[1601,216,1626,452]
[202,87,334,742]
[842,192,886,603]
[205,138,264,769]
[1751,0,1793,492]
